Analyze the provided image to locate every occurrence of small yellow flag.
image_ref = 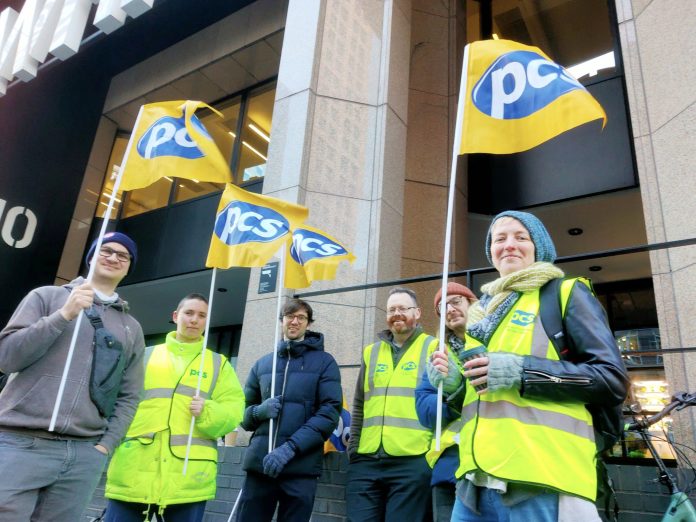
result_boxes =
[206,184,308,269]
[284,225,356,289]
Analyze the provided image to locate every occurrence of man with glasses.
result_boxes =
[237,298,342,522]
[0,231,145,521]
[346,287,439,522]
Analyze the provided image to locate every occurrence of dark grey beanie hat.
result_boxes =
[485,210,557,265]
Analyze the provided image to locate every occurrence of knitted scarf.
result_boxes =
[466,262,564,345]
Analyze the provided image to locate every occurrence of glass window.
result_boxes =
[235,86,275,184]
[121,177,172,218]
[468,0,618,83]
[95,136,128,219]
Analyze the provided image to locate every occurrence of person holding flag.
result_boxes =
[430,211,627,521]
[416,282,478,522]
[103,292,244,522]
[0,232,145,522]
[237,298,342,522]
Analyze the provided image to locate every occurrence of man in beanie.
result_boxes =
[0,231,145,521]
[416,282,477,522]
[430,211,628,521]
[347,287,439,522]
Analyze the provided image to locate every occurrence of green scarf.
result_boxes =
[466,262,564,345]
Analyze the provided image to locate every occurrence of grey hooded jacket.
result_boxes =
[0,277,145,452]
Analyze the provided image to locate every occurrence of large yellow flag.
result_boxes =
[206,184,308,269]
[284,225,356,289]
[460,39,606,154]
[120,100,231,191]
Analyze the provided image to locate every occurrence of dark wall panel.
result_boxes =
[0,0,255,326]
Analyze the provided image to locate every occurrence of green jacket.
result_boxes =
[105,332,244,507]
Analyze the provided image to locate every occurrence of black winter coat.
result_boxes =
[520,280,629,406]
[241,331,342,477]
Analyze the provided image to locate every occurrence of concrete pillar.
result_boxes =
[403,0,468,334]
[236,0,413,404]
[616,0,696,448]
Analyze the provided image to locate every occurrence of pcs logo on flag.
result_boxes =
[136,114,209,160]
[472,50,584,120]
[213,201,289,245]
[290,229,347,264]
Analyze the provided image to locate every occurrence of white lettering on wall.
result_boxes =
[0,198,38,249]
[0,0,155,96]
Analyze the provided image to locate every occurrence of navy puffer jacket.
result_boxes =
[241,331,342,477]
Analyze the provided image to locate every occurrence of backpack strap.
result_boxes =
[539,277,592,359]
[539,277,565,357]
[83,307,105,330]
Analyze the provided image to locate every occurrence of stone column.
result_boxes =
[616,0,696,449]
[236,0,413,405]
[403,0,469,335]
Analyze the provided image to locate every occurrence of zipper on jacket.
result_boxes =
[524,369,592,385]
[272,346,292,448]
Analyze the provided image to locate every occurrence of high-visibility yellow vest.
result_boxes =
[125,343,223,462]
[457,278,598,500]
[358,332,438,456]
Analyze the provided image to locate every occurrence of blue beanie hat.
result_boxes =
[485,210,556,265]
[85,231,138,273]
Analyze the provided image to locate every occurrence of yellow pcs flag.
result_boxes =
[206,184,308,269]
[459,39,607,154]
[120,100,231,191]
[285,225,356,289]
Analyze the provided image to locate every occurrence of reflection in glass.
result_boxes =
[95,136,128,218]
[121,177,171,218]
[235,86,275,184]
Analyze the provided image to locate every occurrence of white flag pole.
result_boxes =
[268,246,286,453]
[225,488,244,522]
[182,267,218,475]
[435,44,469,450]
[48,106,145,432]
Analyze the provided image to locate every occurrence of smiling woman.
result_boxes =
[438,210,629,522]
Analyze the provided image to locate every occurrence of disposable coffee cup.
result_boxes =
[459,346,487,392]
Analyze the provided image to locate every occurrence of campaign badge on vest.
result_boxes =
[510,310,535,327]
[401,361,417,372]
[375,363,388,373]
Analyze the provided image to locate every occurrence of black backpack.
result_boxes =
[539,277,621,521]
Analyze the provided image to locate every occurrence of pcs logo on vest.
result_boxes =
[213,201,289,245]
[510,310,535,327]
[472,50,584,120]
[137,114,210,160]
[400,361,417,372]
[189,369,208,378]
[375,363,388,373]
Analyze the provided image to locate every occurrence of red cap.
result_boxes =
[434,282,477,316]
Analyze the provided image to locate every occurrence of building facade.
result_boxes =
[1,0,695,506]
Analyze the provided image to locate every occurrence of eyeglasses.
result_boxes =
[445,296,466,307]
[99,246,131,263]
[284,313,309,323]
[386,306,417,316]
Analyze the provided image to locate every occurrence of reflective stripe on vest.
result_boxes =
[358,333,436,456]
[458,280,598,500]
[126,344,223,462]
